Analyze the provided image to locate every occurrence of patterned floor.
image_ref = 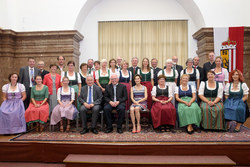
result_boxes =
[11,122,250,143]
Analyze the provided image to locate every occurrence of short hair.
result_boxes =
[8,73,20,82]
[229,69,244,83]
[87,58,94,62]
[157,74,166,81]
[215,56,222,61]
[86,74,94,80]
[62,76,69,81]
[49,64,59,69]
[165,59,173,64]
[94,61,100,65]
[57,56,65,60]
[121,60,129,69]
[207,70,216,76]
[181,74,190,80]
[27,57,35,61]
[151,58,158,62]
[185,58,193,65]
[109,58,117,68]
[131,57,139,62]
[35,75,42,80]
[134,74,142,80]
[80,63,88,70]
[67,61,75,66]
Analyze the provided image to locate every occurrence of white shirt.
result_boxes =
[29,66,35,87]
[2,83,26,93]
[87,85,94,104]
[57,87,75,101]
[61,71,82,83]
[198,81,223,99]
[95,69,110,80]
[180,68,200,80]
[224,82,249,96]
[137,69,154,80]
[120,70,132,80]
[157,69,178,79]
[151,85,172,97]
[212,68,229,82]
[175,85,196,94]
[109,68,120,78]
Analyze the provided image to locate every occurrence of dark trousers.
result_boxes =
[24,88,31,109]
[80,105,100,129]
[104,103,125,129]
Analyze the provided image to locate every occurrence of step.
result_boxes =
[63,154,236,167]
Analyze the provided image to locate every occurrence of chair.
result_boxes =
[125,108,151,131]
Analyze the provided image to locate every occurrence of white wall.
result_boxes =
[78,0,199,64]
[0,0,86,31]
[194,0,250,27]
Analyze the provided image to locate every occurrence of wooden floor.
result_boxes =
[0,134,250,166]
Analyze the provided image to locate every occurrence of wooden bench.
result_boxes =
[63,154,236,167]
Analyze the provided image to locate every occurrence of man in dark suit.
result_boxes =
[78,75,103,134]
[103,73,128,134]
[193,56,204,82]
[151,58,161,86]
[19,57,40,109]
[128,57,141,86]
[164,56,183,86]
[203,52,216,81]
[37,60,49,80]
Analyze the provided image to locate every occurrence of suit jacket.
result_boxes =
[164,64,183,86]
[193,66,204,82]
[203,61,216,81]
[78,84,103,105]
[128,66,141,86]
[104,83,128,105]
[19,66,40,90]
[41,70,50,80]
[151,67,162,86]
[43,73,61,95]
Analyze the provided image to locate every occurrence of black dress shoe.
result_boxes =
[117,128,123,134]
[91,128,98,134]
[80,128,89,135]
[104,128,113,133]
[170,128,176,133]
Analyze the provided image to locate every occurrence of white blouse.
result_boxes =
[224,82,249,96]
[137,69,154,79]
[180,68,200,80]
[2,83,25,93]
[175,85,196,94]
[61,71,82,83]
[109,68,120,78]
[95,69,110,80]
[198,81,223,99]
[120,70,132,80]
[57,87,75,101]
[151,85,172,97]
[157,69,178,79]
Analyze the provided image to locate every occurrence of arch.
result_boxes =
[74,0,205,30]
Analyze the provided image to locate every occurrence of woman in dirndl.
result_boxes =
[25,75,49,132]
[50,77,78,132]
[79,63,88,87]
[151,75,176,133]
[224,69,249,132]
[0,73,26,134]
[61,61,81,110]
[130,74,147,133]
[211,56,229,90]
[137,58,154,109]
[180,58,200,91]
[96,59,110,93]
[119,60,132,110]
[198,70,224,130]
[175,74,201,134]
[157,59,178,106]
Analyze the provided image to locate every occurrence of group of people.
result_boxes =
[0,52,249,136]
